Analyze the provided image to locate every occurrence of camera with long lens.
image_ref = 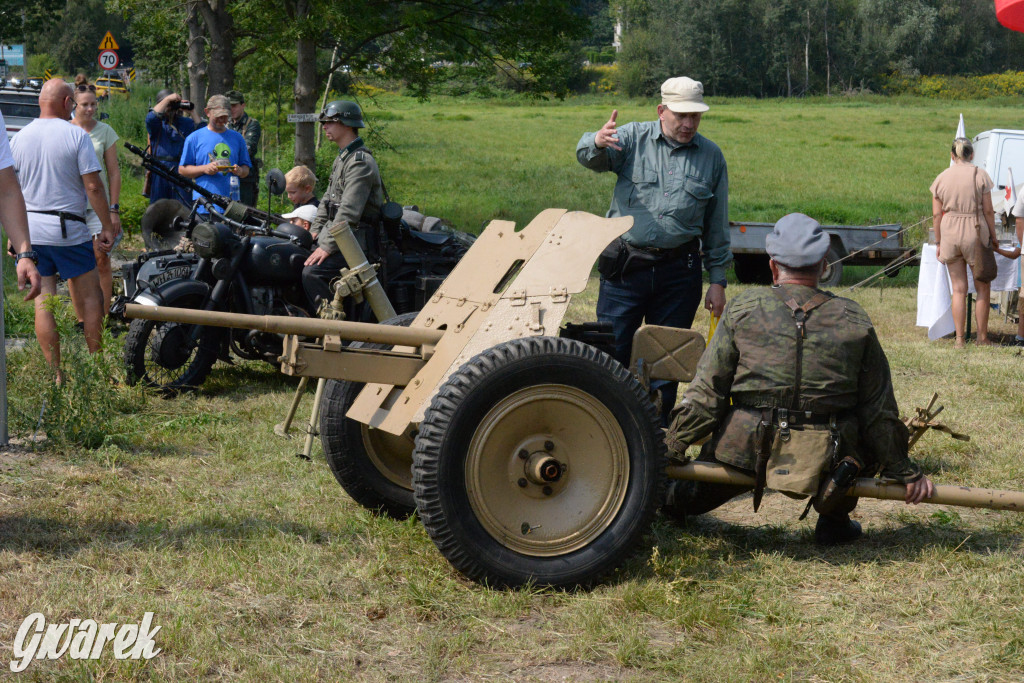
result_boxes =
[168,100,195,112]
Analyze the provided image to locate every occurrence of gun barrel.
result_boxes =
[666,462,1024,512]
[124,304,444,348]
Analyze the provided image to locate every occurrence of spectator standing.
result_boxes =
[70,78,122,310]
[226,90,261,206]
[145,89,199,206]
[930,137,999,348]
[178,95,251,213]
[576,76,730,424]
[10,80,116,380]
[285,165,319,208]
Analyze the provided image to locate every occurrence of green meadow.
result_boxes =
[1,93,1024,680]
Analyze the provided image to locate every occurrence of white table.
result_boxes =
[915,243,1020,340]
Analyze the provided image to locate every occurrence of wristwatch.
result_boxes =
[110,203,120,213]
[15,251,39,265]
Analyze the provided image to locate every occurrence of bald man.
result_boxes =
[10,79,117,379]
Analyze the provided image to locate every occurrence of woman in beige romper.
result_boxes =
[929,137,999,347]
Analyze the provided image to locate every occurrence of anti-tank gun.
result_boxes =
[124,208,1024,589]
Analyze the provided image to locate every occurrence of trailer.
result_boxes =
[730,220,910,287]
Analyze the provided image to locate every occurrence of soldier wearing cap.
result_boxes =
[302,99,384,314]
[662,213,934,545]
[577,76,730,425]
[226,90,261,206]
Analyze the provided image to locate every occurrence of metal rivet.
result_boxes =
[518,449,528,460]
[544,440,554,451]
[518,478,528,488]
[542,486,553,496]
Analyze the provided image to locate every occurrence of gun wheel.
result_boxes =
[320,312,419,518]
[413,337,664,588]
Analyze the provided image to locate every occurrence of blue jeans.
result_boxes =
[596,250,703,424]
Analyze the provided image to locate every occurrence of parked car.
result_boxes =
[95,76,129,99]
[0,79,42,139]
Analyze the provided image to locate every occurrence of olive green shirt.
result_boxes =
[576,120,731,284]
[666,284,922,482]
[311,137,384,255]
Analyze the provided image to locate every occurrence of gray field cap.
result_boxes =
[766,213,830,268]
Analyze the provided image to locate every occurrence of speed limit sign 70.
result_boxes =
[98,50,119,71]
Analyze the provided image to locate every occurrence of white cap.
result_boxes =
[282,204,318,224]
[661,77,709,113]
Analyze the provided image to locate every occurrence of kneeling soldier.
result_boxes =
[663,212,934,544]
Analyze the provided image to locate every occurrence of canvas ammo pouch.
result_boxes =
[765,411,839,497]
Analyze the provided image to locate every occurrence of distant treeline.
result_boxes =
[614,0,1024,97]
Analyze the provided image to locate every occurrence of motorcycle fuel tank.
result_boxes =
[244,236,309,286]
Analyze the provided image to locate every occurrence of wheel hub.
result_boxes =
[465,385,629,557]
[151,323,193,369]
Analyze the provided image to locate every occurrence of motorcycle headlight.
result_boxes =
[191,221,238,259]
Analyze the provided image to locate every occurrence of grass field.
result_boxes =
[2,93,1024,680]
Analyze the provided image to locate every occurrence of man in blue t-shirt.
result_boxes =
[179,94,251,212]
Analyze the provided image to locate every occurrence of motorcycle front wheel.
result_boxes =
[123,292,222,393]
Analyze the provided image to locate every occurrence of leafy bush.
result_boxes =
[882,71,1024,99]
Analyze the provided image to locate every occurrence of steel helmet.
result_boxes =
[319,99,365,128]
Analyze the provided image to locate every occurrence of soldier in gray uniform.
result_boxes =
[663,213,934,545]
[302,99,384,315]
[226,90,261,206]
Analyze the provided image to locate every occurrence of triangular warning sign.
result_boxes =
[98,31,119,50]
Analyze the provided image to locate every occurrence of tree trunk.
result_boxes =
[186,0,208,104]
[293,0,317,169]
[197,0,234,94]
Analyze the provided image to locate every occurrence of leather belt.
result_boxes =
[628,239,698,259]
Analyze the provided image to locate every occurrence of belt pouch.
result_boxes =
[597,238,627,280]
[765,425,835,497]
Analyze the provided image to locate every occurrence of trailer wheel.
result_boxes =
[320,312,419,518]
[413,337,664,588]
[820,246,844,287]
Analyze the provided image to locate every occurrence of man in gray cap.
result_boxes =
[661,213,934,545]
[577,76,730,425]
[226,90,261,206]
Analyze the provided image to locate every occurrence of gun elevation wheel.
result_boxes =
[413,337,665,588]
[320,312,418,518]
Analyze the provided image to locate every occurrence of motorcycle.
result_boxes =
[113,143,473,393]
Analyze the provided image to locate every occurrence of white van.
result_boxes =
[971,129,1024,235]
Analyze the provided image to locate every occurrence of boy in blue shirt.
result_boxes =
[179,94,251,212]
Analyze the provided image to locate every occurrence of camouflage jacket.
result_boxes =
[666,283,922,483]
[310,137,384,255]
[228,112,261,180]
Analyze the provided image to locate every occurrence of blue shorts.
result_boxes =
[35,242,97,279]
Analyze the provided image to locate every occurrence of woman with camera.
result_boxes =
[145,89,199,206]
[70,75,122,311]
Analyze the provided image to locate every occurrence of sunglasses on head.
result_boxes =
[75,84,96,92]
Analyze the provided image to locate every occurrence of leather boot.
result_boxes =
[814,513,863,546]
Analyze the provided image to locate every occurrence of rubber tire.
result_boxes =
[412,337,665,588]
[733,254,772,284]
[123,292,222,393]
[819,246,843,288]
[319,312,419,519]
